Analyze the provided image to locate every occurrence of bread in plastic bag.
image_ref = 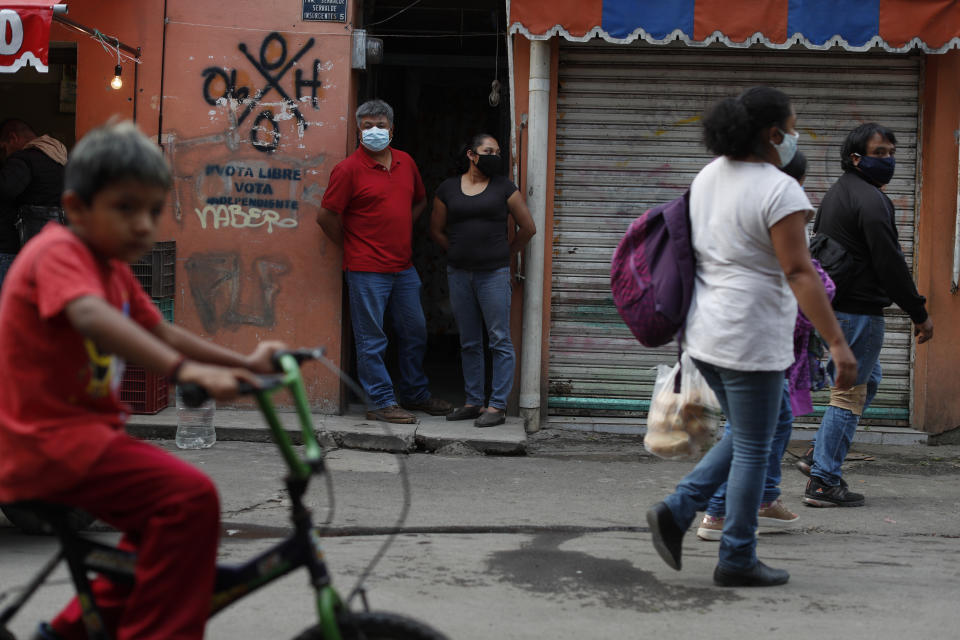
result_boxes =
[644,353,722,460]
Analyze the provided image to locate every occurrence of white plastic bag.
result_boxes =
[644,353,722,460]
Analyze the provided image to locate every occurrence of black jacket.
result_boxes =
[812,170,927,324]
[0,148,65,254]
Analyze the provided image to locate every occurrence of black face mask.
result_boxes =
[475,154,502,177]
[856,155,895,186]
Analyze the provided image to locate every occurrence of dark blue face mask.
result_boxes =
[855,154,895,185]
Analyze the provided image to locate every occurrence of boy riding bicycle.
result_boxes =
[0,121,284,640]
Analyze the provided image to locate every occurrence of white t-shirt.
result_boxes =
[683,156,814,371]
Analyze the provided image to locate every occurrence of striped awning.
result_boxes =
[508,0,960,54]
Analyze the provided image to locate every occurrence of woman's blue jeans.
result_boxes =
[706,379,793,517]
[810,311,884,486]
[447,266,514,410]
[345,267,430,409]
[663,359,784,571]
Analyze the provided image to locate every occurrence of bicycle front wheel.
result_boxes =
[293,611,448,640]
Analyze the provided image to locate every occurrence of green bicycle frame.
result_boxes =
[253,353,343,640]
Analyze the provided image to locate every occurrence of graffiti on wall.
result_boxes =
[201,31,324,153]
[185,252,292,332]
[193,161,304,232]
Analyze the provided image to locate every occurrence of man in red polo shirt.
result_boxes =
[316,99,452,423]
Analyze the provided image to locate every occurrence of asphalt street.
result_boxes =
[2,433,959,639]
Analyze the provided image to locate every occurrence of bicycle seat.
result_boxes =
[1,501,94,535]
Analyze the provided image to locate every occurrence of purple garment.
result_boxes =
[787,259,836,416]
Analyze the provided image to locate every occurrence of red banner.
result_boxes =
[0,2,54,73]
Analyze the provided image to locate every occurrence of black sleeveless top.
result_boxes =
[436,174,518,271]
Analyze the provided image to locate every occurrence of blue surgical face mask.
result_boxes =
[855,154,896,185]
[360,126,391,152]
[772,129,799,168]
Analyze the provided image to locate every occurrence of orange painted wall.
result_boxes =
[913,50,960,434]
[56,0,354,411]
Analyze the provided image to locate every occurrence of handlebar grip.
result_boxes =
[178,382,209,408]
[178,380,263,408]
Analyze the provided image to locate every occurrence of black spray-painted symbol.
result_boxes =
[201,32,323,153]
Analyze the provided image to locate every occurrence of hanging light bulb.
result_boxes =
[110,64,123,90]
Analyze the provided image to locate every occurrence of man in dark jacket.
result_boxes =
[801,123,934,507]
[0,119,68,288]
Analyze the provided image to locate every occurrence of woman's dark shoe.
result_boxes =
[446,405,482,421]
[646,501,684,571]
[474,409,506,428]
[713,561,790,587]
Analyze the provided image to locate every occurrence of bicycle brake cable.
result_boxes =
[315,353,413,607]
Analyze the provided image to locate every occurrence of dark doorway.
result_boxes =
[353,0,511,408]
[0,44,77,156]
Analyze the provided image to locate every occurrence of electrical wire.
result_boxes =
[365,0,424,28]
[92,29,140,66]
[314,353,413,608]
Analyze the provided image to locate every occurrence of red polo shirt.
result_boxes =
[321,146,425,273]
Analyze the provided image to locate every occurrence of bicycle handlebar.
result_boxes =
[177,347,326,408]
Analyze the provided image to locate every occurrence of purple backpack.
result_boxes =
[610,191,695,348]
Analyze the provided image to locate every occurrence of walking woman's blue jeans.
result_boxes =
[447,266,515,410]
[663,359,784,571]
[345,267,431,409]
[706,379,793,516]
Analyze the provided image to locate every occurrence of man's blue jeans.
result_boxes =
[663,359,784,571]
[345,267,430,410]
[810,311,884,486]
[447,266,514,410]
[706,379,793,517]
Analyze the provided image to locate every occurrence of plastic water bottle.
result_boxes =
[175,385,217,449]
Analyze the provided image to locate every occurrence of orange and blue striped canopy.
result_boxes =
[509,0,960,53]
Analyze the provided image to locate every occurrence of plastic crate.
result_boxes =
[152,297,174,323]
[132,240,176,297]
[120,364,169,414]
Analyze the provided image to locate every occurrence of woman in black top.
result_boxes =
[430,134,535,427]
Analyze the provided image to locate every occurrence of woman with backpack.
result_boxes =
[646,87,857,587]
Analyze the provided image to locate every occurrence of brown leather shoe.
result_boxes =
[400,396,454,416]
[366,405,417,424]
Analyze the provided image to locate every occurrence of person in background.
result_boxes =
[316,99,453,424]
[799,123,933,507]
[430,134,535,427]
[0,121,285,640]
[646,87,857,587]
[0,118,68,288]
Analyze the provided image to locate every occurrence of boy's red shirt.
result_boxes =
[0,224,162,502]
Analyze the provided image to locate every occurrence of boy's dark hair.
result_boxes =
[64,120,172,204]
[455,133,497,174]
[702,86,793,159]
[840,123,897,173]
[780,150,807,182]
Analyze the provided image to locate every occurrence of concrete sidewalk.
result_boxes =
[127,406,527,455]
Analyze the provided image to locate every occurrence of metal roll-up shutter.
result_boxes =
[549,43,921,424]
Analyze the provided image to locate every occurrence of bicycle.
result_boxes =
[0,349,448,640]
